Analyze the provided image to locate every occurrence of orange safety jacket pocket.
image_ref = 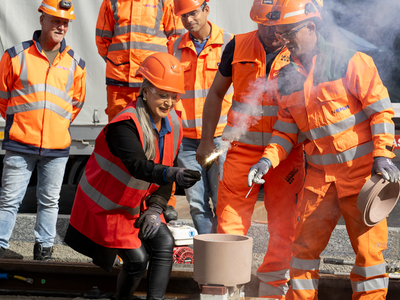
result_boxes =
[206,59,219,71]
[332,129,372,152]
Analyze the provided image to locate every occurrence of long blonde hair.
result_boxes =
[137,79,157,160]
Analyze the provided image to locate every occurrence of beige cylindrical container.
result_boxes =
[193,234,253,288]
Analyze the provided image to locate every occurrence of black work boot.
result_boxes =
[33,242,54,261]
[0,247,5,259]
[164,205,178,223]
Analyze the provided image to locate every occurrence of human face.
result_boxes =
[180,4,209,33]
[275,21,315,57]
[40,13,69,50]
[144,87,179,124]
[257,24,282,51]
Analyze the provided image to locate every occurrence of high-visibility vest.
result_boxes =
[221,30,291,146]
[96,0,185,88]
[0,31,86,157]
[171,22,233,139]
[69,102,182,249]
[264,33,395,198]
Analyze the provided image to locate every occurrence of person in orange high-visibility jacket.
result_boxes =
[96,0,186,122]
[64,53,201,300]
[169,0,234,234]
[196,1,305,298]
[0,0,86,261]
[248,1,400,299]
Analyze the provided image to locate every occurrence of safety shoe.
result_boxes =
[164,205,178,223]
[0,247,5,259]
[33,242,54,261]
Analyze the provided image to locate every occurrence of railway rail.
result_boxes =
[2,259,400,299]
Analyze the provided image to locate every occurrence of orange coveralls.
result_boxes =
[95,0,185,121]
[264,33,395,300]
[217,31,305,299]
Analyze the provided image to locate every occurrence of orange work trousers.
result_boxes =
[287,177,388,300]
[106,85,140,122]
[217,142,305,299]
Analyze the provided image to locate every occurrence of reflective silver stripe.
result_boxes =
[257,269,290,283]
[304,110,368,141]
[269,135,293,154]
[169,108,181,157]
[79,173,141,216]
[291,278,319,291]
[17,45,29,87]
[306,140,374,166]
[290,257,320,271]
[65,55,78,94]
[258,281,288,297]
[110,0,164,37]
[180,89,209,100]
[363,97,392,118]
[0,90,9,100]
[39,3,57,12]
[96,28,113,39]
[284,9,305,19]
[11,84,71,104]
[95,152,151,190]
[351,277,389,292]
[371,123,395,136]
[172,36,183,60]
[108,41,168,53]
[298,131,307,143]
[182,114,227,129]
[231,100,278,117]
[6,100,72,121]
[352,263,386,278]
[273,120,299,134]
[222,125,272,146]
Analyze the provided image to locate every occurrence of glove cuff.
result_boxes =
[146,195,168,211]
[259,157,272,168]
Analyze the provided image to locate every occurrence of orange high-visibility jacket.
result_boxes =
[0,31,86,157]
[96,0,185,88]
[264,33,395,198]
[170,22,233,139]
[222,30,291,146]
[69,102,182,249]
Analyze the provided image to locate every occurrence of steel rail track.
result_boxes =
[1,259,400,299]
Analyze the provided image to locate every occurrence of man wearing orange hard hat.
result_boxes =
[248,0,400,299]
[169,0,234,235]
[0,0,86,261]
[196,0,305,298]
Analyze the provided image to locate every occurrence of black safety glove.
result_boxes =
[165,167,201,188]
[135,203,163,240]
[371,157,400,183]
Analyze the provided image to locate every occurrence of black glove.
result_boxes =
[135,203,163,240]
[372,157,400,183]
[165,167,201,188]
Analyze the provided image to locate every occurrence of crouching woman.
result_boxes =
[64,53,201,300]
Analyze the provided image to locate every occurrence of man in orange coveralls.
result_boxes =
[196,0,305,298]
[248,0,400,299]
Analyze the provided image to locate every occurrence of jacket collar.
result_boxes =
[33,30,67,53]
[178,21,224,50]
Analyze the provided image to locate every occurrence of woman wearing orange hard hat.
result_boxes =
[64,53,201,300]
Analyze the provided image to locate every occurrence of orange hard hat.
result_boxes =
[38,0,75,20]
[135,53,185,94]
[250,0,275,24]
[174,0,209,16]
[266,0,322,25]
